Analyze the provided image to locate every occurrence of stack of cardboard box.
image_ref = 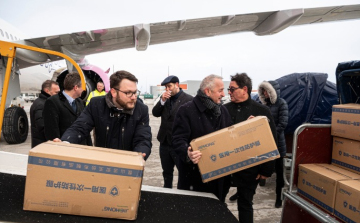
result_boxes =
[297,104,360,223]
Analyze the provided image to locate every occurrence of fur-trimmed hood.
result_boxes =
[258,80,280,105]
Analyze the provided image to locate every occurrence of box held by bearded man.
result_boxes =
[23,141,144,220]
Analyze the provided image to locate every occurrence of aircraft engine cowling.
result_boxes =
[53,64,110,101]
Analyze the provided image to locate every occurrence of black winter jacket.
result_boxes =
[224,97,277,189]
[61,94,152,160]
[30,91,50,148]
[43,91,92,146]
[258,80,288,157]
[152,90,193,145]
[172,95,232,202]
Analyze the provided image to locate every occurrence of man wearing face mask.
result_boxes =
[152,76,193,188]
[172,74,232,202]
[56,70,152,160]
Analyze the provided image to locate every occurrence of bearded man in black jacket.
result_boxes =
[57,71,152,160]
[152,75,193,188]
[225,73,277,223]
[30,80,60,148]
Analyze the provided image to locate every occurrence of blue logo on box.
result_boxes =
[343,201,348,208]
[210,155,216,162]
[110,186,119,197]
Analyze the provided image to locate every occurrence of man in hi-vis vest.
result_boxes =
[86,81,106,106]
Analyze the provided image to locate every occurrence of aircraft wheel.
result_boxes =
[2,107,29,144]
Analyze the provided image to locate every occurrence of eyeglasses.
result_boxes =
[227,87,241,93]
[113,87,140,98]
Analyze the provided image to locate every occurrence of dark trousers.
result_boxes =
[159,142,177,188]
[275,156,285,198]
[237,186,256,223]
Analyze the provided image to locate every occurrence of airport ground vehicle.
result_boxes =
[280,60,360,223]
[23,94,36,103]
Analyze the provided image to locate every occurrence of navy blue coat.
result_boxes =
[61,96,152,160]
[172,95,232,202]
[258,80,288,157]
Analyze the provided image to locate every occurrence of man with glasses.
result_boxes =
[152,75,193,188]
[57,70,152,160]
[43,72,92,146]
[172,74,232,202]
[225,73,276,223]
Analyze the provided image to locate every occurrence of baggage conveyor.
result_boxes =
[0,151,238,223]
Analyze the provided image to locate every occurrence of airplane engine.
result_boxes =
[53,64,110,101]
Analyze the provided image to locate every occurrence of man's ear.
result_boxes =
[243,86,248,95]
[110,88,117,98]
[204,88,211,96]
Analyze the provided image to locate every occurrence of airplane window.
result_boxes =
[10,34,14,40]
[0,29,4,37]
[5,31,9,39]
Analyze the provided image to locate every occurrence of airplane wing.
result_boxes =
[13,4,360,69]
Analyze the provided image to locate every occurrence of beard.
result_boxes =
[115,93,136,110]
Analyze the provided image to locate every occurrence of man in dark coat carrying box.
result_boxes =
[225,73,277,223]
[172,74,232,202]
[56,70,152,160]
[152,75,193,188]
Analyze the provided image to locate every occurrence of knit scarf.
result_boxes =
[197,89,221,117]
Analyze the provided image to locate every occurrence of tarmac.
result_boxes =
[0,99,282,223]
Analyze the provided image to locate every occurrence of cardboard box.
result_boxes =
[334,180,360,223]
[23,142,144,220]
[190,116,279,183]
[317,163,360,180]
[297,164,353,214]
[332,137,360,174]
[331,104,360,141]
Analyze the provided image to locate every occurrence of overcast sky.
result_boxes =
[1,0,360,93]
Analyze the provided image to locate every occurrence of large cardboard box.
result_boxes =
[334,180,360,223]
[331,104,360,141]
[23,142,144,220]
[332,137,360,174]
[190,116,279,183]
[297,164,354,214]
[317,163,360,180]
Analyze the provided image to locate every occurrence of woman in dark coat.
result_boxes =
[258,80,288,208]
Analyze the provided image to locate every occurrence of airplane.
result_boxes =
[1,4,360,145]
